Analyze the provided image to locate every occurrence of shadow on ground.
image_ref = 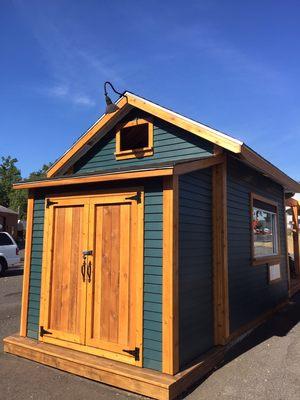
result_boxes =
[179,292,300,399]
[1,268,23,278]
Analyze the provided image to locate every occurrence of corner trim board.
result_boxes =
[212,157,229,345]
[20,194,34,337]
[162,175,179,375]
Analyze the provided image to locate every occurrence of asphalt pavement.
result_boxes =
[1,269,299,400]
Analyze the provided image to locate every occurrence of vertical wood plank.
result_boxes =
[39,201,54,335]
[212,157,229,345]
[61,207,73,332]
[93,205,103,340]
[130,194,144,366]
[100,206,112,341]
[283,194,291,295]
[129,201,138,349]
[162,176,179,375]
[291,205,300,275]
[50,207,65,330]
[118,205,130,345]
[109,205,120,343]
[20,193,34,337]
[68,207,81,334]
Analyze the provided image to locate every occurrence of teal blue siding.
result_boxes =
[74,114,214,174]
[178,168,214,369]
[143,181,163,371]
[27,198,45,339]
[227,157,289,333]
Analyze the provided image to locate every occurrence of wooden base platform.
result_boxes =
[3,335,225,400]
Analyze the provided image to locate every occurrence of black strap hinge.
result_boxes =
[122,347,140,361]
[40,326,52,337]
[46,199,58,208]
[125,192,141,203]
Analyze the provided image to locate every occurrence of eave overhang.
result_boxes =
[13,155,225,191]
[13,166,173,190]
[239,145,300,194]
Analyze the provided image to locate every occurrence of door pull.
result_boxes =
[123,347,140,361]
[81,258,86,282]
[81,251,92,282]
[87,261,92,283]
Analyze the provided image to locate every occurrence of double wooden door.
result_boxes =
[40,191,144,366]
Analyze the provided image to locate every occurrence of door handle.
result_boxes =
[87,261,92,283]
[81,257,86,282]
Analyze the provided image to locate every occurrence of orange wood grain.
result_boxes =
[41,192,143,366]
[20,194,34,337]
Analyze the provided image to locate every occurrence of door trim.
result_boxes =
[39,189,144,367]
[39,197,90,345]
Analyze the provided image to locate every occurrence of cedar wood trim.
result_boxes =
[250,193,281,267]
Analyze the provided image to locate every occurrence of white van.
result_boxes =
[0,232,21,275]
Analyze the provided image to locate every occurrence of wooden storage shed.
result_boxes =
[4,92,300,399]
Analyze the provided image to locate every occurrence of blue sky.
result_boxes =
[1,0,300,179]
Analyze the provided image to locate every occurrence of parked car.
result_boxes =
[0,232,20,275]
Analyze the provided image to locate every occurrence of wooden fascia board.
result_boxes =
[173,154,224,175]
[46,96,131,178]
[13,168,174,190]
[240,145,300,193]
[126,94,242,154]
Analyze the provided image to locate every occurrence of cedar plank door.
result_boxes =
[39,191,144,366]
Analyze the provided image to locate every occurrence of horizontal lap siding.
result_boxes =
[227,157,288,333]
[27,198,45,339]
[74,113,213,174]
[179,169,213,369]
[143,181,163,371]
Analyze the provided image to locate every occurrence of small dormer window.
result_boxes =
[115,118,154,160]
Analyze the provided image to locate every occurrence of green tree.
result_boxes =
[0,157,52,220]
[28,163,52,181]
[12,162,52,219]
[0,156,22,208]
[9,188,27,220]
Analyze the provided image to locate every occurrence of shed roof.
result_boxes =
[20,92,300,193]
[0,205,18,215]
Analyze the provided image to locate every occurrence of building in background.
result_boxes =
[0,205,18,237]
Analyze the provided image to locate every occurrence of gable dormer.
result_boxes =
[72,109,214,175]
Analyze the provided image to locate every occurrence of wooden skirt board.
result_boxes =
[3,335,225,400]
[39,191,144,366]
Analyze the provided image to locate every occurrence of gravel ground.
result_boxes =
[1,270,299,400]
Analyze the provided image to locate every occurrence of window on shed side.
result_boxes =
[252,197,279,258]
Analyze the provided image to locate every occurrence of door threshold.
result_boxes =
[3,334,225,400]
